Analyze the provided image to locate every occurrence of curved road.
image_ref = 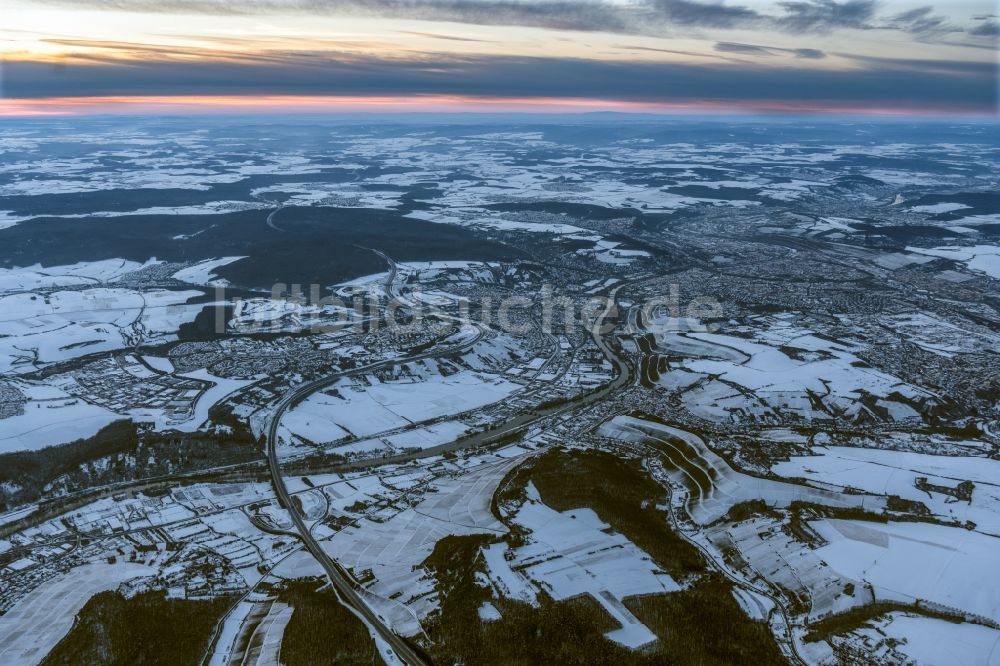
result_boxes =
[648,451,807,666]
[265,204,287,232]
[267,430,425,665]
[263,329,491,666]
[262,280,632,665]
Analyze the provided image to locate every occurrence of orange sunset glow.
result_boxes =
[1,0,996,115]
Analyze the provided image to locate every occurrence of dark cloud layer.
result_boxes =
[13,1,995,113]
[715,41,826,59]
[970,20,999,37]
[5,51,995,112]
[887,6,955,37]
[648,0,762,28]
[776,0,875,32]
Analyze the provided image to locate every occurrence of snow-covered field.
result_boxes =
[600,415,883,525]
[207,598,294,666]
[318,454,524,636]
[841,612,1000,665]
[0,380,122,452]
[171,256,246,286]
[0,562,155,665]
[656,319,933,424]
[280,369,519,449]
[812,518,1000,624]
[0,259,158,293]
[486,481,680,649]
[707,516,870,620]
[881,312,1000,357]
[773,446,1000,533]
[253,182,403,209]
[0,286,203,374]
[907,244,1000,279]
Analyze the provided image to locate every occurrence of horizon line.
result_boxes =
[2,94,997,119]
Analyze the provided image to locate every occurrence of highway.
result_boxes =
[352,245,399,300]
[260,281,632,665]
[262,328,490,666]
[266,424,426,665]
[6,272,632,665]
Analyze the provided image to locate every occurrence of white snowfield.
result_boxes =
[656,321,934,424]
[811,518,1000,625]
[0,170,248,198]
[0,380,122,453]
[599,415,883,525]
[0,286,203,375]
[0,562,155,665]
[0,259,159,293]
[252,182,403,209]
[909,202,972,214]
[485,482,678,649]
[416,166,754,216]
[883,312,1000,358]
[1,201,270,229]
[319,455,524,637]
[0,256,258,452]
[336,261,500,292]
[773,447,1000,533]
[0,210,27,231]
[406,209,657,270]
[207,599,256,666]
[228,296,368,334]
[207,598,294,666]
[706,516,870,621]
[407,209,591,236]
[171,256,246,286]
[0,255,245,377]
[907,244,1000,279]
[280,369,519,449]
[844,612,1000,666]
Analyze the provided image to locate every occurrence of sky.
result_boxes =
[1,0,997,115]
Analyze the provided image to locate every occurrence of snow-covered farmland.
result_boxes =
[0,287,204,374]
[706,516,869,620]
[280,369,519,450]
[208,599,294,666]
[812,518,1000,624]
[881,312,1000,357]
[773,447,1000,534]
[839,612,1000,665]
[486,481,680,649]
[171,256,246,286]
[0,259,159,293]
[318,454,524,636]
[0,380,122,453]
[252,182,403,209]
[600,415,884,525]
[907,244,1000,279]
[0,562,155,665]
[655,321,935,424]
